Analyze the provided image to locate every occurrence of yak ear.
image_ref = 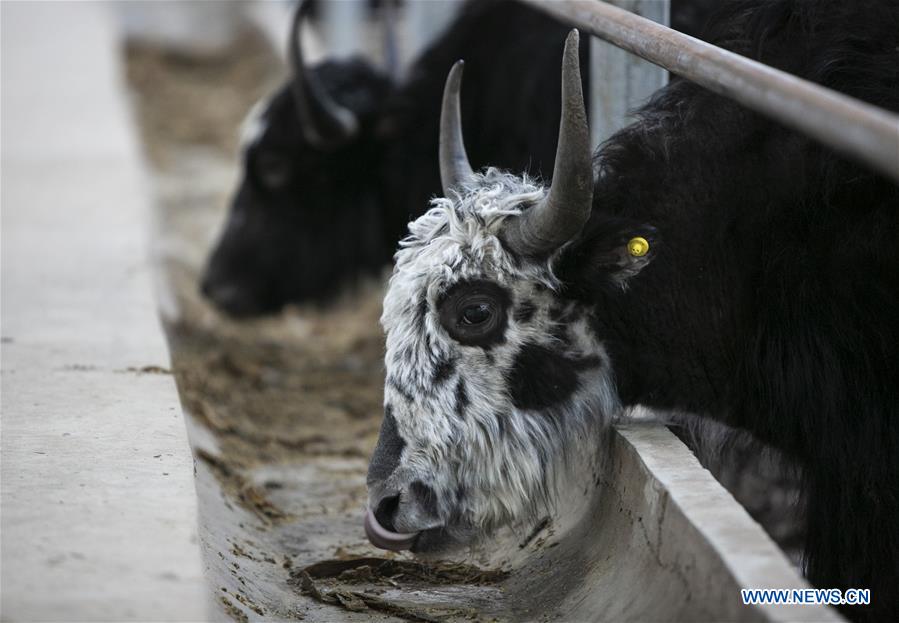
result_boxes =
[555,215,658,292]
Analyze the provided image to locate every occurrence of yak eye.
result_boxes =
[461,303,492,325]
[438,280,510,347]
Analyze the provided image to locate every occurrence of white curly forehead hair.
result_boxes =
[363,31,627,555]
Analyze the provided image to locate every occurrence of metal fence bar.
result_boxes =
[320,0,367,58]
[521,0,899,183]
[589,0,669,149]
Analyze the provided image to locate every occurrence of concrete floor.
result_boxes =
[1,2,207,620]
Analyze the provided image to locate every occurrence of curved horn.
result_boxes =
[503,30,593,257]
[289,0,359,148]
[439,61,475,195]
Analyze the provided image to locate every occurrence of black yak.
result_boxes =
[200,0,716,316]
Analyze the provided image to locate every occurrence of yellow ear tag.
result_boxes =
[627,236,650,258]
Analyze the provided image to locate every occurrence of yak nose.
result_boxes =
[365,481,441,551]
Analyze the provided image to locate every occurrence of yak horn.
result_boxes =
[503,30,593,257]
[438,61,475,195]
[289,0,359,148]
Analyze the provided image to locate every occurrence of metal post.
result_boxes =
[589,0,669,148]
[521,0,899,183]
[320,0,367,58]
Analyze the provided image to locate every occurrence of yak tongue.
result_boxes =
[364,508,419,551]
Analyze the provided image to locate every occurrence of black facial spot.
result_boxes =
[437,280,510,347]
[387,376,414,404]
[367,406,405,484]
[454,379,469,419]
[571,355,603,371]
[409,481,440,518]
[432,357,456,386]
[415,296,429,334]
[536,443,549,477]
[508,343,589,411]
[549,304,568,324]
[514,299,536,324]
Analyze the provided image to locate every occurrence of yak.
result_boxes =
[199,0,393,315]
[200,0,717,317]
[364,2,899,621]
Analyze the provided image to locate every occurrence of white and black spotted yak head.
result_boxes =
[365,31,656,554]
[201,0,392,316]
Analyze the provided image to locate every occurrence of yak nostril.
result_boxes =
[374,494,401,532]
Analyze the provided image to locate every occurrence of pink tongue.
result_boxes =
[364,508,419,551]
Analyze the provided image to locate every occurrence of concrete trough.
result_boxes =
[0,3,207,620]
[177,388,841,622]
[129,3,838,615]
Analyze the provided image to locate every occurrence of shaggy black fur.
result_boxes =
[556,1,899,619]
[431,356,457,386]
[201,0,716,316]
[454,378,470,419]
[513,299,536,324]
[201,58,393,316]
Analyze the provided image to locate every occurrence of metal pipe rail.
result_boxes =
[520,0,899,184]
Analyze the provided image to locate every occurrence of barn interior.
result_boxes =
[1,2,842,622]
